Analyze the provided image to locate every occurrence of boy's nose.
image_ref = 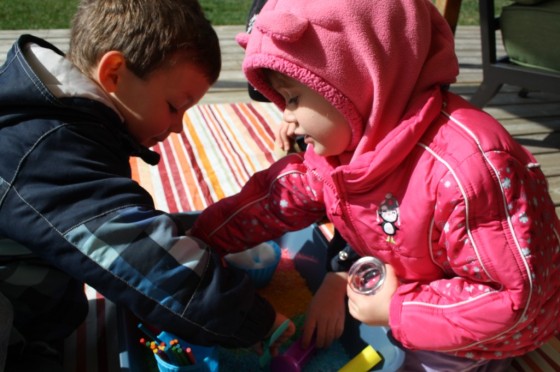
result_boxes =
[170,117,184,133]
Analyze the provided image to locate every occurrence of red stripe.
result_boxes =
[247,102,277,142]
[76,307,87,372]
[179,129,214,208]
[96,297,108,372]
[160,139,191,212]
[232,103,276,165]
[154,143,179,213]
[203,104,253,189]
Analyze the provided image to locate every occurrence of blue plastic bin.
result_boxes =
[117,212,404,371]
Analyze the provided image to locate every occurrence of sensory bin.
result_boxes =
[118,224,404,371]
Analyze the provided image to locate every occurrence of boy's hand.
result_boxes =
[346,263,398,326]
[301,272,347,349]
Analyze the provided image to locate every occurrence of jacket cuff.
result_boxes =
[388,291,404,346]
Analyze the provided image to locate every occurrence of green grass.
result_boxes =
[0,0,253,30]
[200,0,253,26]
[0,0,79,29]
[0,0,512,30]
[459,0,513,25]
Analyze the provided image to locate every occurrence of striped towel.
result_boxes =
[130,101,283,212]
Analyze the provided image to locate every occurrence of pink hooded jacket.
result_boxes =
[192,0,560,359]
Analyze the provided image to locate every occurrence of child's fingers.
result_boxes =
[275,121,297,151]
[301,318,317,349]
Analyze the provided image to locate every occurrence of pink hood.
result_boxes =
[237,0,458,161]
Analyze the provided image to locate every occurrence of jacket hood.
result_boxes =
[0,35,121,121]
[0,35,160,165]
[237,0,458,159]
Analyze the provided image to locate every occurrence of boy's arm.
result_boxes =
[5,125,276,347]
[62,205,275,348]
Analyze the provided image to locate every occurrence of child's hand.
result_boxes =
[346,263,398,326]
[275,120,298,152]
[302,272,347,349]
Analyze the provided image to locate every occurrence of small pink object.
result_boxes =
[270,335,316,372]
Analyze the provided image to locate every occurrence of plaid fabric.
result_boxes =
[0,239,88,344]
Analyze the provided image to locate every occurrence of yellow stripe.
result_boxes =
[184,109,225,201]
[212,104,253,183]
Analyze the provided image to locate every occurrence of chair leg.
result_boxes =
[518,88,529,98]
[470,78,503,108]
[435,0,462,34]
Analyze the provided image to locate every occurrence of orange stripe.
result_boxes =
[130,153,159,206]
[210,103,255,183]
[244,103,277,167]
[196,105,239,197]
[225,104,265,177]
[170,132,204,211]
[180,114,213,208]
[233,103,273,171]
[240,102,275,150]
[130,156,140,183]
[185,109,225,200]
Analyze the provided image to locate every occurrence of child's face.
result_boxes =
[111,60,210,148]
[268,72,351,157]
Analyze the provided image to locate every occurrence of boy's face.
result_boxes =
[268,72,351,157]
[110,60,210,148]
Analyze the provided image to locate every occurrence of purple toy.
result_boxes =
[270,335,316,372]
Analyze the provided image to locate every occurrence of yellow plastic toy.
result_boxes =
[338,345,382,372]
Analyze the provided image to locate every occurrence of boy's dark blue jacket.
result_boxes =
[0,35,274,347]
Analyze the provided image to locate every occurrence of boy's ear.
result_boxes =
[95,51,127,93]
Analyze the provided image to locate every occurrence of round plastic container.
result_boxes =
[224,241,281,288]
[348,256,386,295]
[154,332,218,372]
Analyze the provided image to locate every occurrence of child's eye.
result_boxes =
[168,102,178,114]
[287,96,299,105]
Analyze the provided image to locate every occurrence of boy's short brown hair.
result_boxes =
[67,0,221,83]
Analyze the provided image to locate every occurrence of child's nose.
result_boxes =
[282,108,297,124]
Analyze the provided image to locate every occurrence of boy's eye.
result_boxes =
[168,102,178,114]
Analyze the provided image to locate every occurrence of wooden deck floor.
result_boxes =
[2,25,560,213]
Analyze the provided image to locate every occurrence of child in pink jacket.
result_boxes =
[191,0,560,369]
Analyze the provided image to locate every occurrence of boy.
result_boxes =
[0,0,293,369]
